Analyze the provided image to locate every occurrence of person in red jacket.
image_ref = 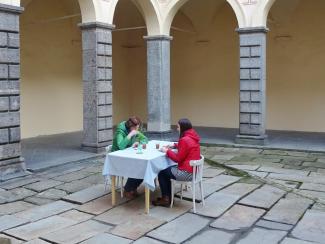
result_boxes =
[152,118,201,207]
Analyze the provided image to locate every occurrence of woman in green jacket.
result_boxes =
[112,116,148,199]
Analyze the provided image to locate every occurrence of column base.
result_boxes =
[235,135,268,146]
[81,142,112,153]
[145,130,177,141]
[0,157,28,182]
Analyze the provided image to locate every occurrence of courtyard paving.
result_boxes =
[0,146,325,243]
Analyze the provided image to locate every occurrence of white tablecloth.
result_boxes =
[102,140,176,191]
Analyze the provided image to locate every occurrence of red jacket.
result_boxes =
[166,129,201,173]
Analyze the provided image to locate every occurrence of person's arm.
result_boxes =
[116,133,131,150]
[166,139,188,164]
[136,131,148,144]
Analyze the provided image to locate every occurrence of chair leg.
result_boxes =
[200,181,205,205]
[170,181,175,208]
[155,177,159,187]
[192,182,196,213]
[104,176,109,191]
[180,184,183,201]
[120,177,124,198]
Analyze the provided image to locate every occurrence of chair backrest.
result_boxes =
[106,145,112,153]
[189,155,204,183]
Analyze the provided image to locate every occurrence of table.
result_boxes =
[102,140,176,213]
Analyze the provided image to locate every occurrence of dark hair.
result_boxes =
[178,118,192,138]
[125,116,141,131]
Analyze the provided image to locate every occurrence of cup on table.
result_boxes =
[142,144,147,149]
[155,143,160,149]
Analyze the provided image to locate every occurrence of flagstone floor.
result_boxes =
[0,146,325,243]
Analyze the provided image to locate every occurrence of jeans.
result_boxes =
[124,178,143,192]
[158,166,176,198]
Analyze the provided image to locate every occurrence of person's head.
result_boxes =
[177,118,192,138]
[125,116,141,131]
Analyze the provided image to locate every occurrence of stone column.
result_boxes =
[236,27,268,145]
[144,35,173,140]
[0,4,25,181]
[79,22,114,153]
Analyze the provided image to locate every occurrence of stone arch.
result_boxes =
[251,0,276,27]
[161,0,246,36]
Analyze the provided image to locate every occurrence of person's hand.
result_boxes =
[132,142,139,148]
[127,130,139,139]
[160,146,168,153]
[168,144,176,149]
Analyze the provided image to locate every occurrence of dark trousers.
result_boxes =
[124,178,143,192]
[158,167,176,198]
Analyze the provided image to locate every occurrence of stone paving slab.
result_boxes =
[297,190,325,201]
[53,171,93,183]
[237,227,287,244]
[149,200,193,222]
[312,203,325,211]
[263,150,289,156]
[111,214,165,240]
[14,200,76,222]
[133,237,165,244]
[303,162,325,169]
[59,209,94,222]
[239,185,286,209]
[41,220,112,244]
[194,183,260,218]
[62,184,107,204]
[257,167,309,176]
[0,177,40,190]
[35,188,67,200]
[24,180,64,192]
[77,193,127,215]
[185,229,235,244]
[4,216,77,241]
[210,154,237,161]
[228,164,260,171]
[0,188,37,203]
[81,165,103,174]
[281,237,316,244]
[147,213,210,244]
[246,171,269,178]
[95,197,146,225]
[263,194,313,225]
[0,215,29,231]
[81,173,103,185]
[175,174,240,202]
[0,234,23,244]
[25,239,51,244]
[291,210,325,243]
[255,220,293,231]
[24,196,54,206]
[210,204,265,231]
[203,168,225,178]
[81,233,132,244]
[55,180,93,193]
[0,201,36,215]
[253,157,282,163]
[300,183,325,192]
[271,180,300,189]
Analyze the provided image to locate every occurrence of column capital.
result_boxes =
[79,22,115,31]
[0,3,23,14]
[144,35,173,41]
[236,27,269,34]
[0,3,24,14]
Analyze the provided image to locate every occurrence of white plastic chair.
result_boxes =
[170,155,205,213]
[104,145,124,197]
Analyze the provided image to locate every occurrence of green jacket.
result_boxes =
[111,121,148,152]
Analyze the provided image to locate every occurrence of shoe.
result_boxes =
[123,190,137,199]
[152,196,170,207]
